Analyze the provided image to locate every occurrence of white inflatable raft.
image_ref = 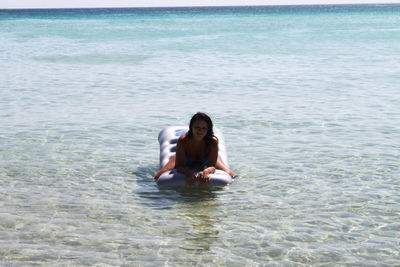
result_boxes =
[157,126,233,187]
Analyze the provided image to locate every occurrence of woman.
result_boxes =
[154,112,234,184]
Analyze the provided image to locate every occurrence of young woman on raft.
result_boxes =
[154,112,234,184]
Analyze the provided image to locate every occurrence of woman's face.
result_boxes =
[191,119,208,140]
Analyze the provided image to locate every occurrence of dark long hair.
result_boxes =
[187,112,214,147]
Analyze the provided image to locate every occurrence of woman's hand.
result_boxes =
[197,170,210,181]
[185,171,197,186]
[197,167,215,184]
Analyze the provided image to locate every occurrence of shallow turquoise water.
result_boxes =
[1,5,400,265]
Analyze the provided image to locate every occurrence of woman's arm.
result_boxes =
[175,135,196,182]
[198,137,218,180]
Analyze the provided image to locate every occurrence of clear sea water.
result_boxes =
[1,4,400,266]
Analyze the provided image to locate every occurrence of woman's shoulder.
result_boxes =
[178,133,188,143]
[211,135,219,145]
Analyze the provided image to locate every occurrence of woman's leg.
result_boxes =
[154,154,176,180]
[215,156,235,177]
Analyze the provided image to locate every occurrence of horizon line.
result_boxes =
[1,2,399,10]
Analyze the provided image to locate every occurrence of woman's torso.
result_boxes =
[181,133,218,167]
